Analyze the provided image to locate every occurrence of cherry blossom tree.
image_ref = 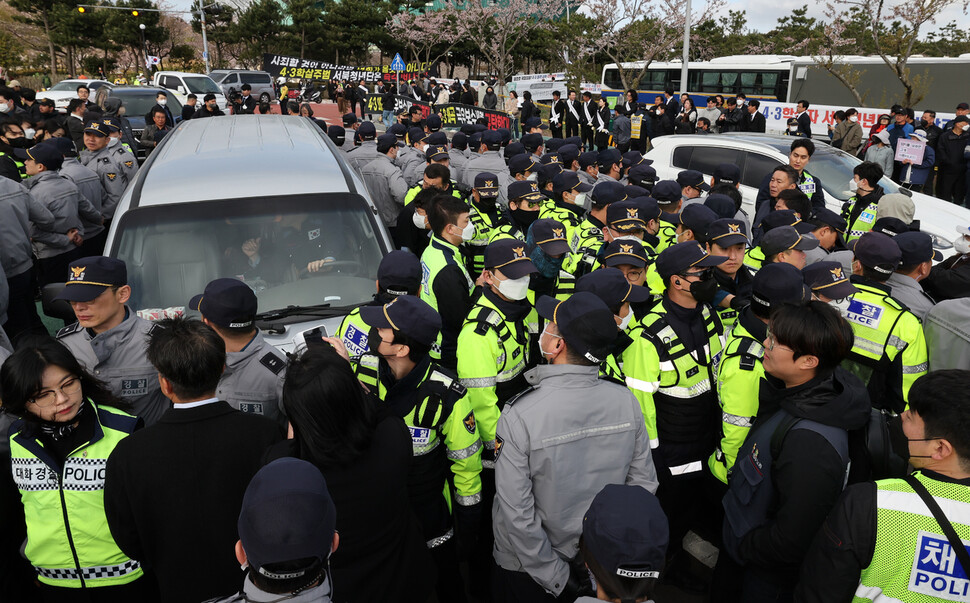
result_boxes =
[386,5,463,68]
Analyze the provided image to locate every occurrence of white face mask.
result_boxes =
[617,311,632,331]
[788,126,797,132]
[497,274,530,301]
[539,325,562,360]
[955,235,970,255]
[24,128,35,140]
[412,211,427,230]
[157,99,167,106]
[830,297,851,316]
[0,103,8,113]
[962,124,970,132]
[455,221,475,242]
[849,115,859,122]
[614,235,641,243]
[526,172,538,182]
[848,179,858,193]
[573,192,587,206]
[107,137,120,147]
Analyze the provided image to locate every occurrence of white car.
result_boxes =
[151,71,228,111]
[645,133,969,254]
[38,79,112,112]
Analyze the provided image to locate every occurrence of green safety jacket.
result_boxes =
[854,471,970,602]
[488,222,526,244]
[404,182,464,206]
[622,296,725,476]
[335,306,371,357]
[539,199,584,246]
[842,276,928,414]
[708,315,765,484]
[1,150,26,180]
[420,234,474,361]
[10,402,143,588]
[743,246,766,272]
[656,223,677,255]
[467,201,505,275]
[353,355,483,507]
[456,291,531,467]
[842,190,882,243]
[563,216,605,275]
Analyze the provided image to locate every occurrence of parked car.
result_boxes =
[38,79,112,112]
[645,133,968,254]
[151,71,227,110]
[43,114,392,354]
[93,86,183,159]
[209,69,276,104]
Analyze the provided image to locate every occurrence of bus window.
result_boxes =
[604,68,623,90]
[741,152,781,188]
[700,71,721,92]
[720,72,738,92]
[686,146,740,176]
[740,72,759,94]
[672,146,693,170]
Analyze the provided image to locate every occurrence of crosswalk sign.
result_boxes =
[391,53,406,72]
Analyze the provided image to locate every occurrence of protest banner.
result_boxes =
[263,54,433,83]
[362,94,432,118]
[895,138,926,164]
[758,100,955,138]
[362,95,512,130]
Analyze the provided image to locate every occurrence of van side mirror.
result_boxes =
[177,86,186,94]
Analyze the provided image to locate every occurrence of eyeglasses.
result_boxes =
[624,269,644,282]
[765,328,792,353]
[28,377,82,407]
[677,268,714,280]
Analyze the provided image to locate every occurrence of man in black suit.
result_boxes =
[145,91,175,127]
[581,90,596,150]
[565,89,582,139]
[237,83,258,114]
[744,99,767,133]
[664,85,680,119]
[550,90,566,138]
[104,317,282,603]
[795,99,813,139]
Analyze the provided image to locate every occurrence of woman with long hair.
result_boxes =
[269,346,433,603]
[0,339,150,602]
[675,97,698,134]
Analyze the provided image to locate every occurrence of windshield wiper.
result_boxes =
[255,303,350,320]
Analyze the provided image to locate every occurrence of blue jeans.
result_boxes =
[382,110,393,128]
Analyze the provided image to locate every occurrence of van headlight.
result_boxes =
[930,233,953,250]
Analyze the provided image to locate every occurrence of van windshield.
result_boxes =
[184,76,222,94]
[111,195,387,318]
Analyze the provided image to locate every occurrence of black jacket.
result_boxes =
[194,105,226,119]
[104,402,282,603]
[236,94,257,114]
[734,369,870,582]
[923,252,970,301]
[181,103,196,121]
[795,470,970,603]
[520,100,536,124]
[719,107,744,133]
[797,112,813,138]
[745,111,767,133]
[936,129,969,172]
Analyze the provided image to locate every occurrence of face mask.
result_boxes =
[848,179,858,193]
[618,311,632,331]
[0,103,7,113]
[573,192,587,206]
[7,137,28,148]
[511,207,539,228]
[497,274,530,301]
[158,99,167,106]
[955,235,970,255]
[688,274,719,304]
[525,172,538,182]
[412,211,427,230]
[849,115,858,122]
[24,128,35,140]
[614,235,641,243]
[107,137,120,147]
[788,126,797,132]
[962,124,970,132]
[456,221,475,242]
[529,246,563,279]
[830,297,851,316]
[539,326,562,360]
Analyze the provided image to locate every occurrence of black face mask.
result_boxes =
[689,275,719,304]
[6,137,29,149]
[368,327,383,354]
[511,207,539,228]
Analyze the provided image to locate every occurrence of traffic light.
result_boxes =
[131,9,139,15]
[77,6,85,12]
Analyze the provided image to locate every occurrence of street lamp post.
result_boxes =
[139,23,149,82]
[679,0,691,97]
[198,0,210,74]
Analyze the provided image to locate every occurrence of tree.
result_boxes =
[803,4,870,105]
[191,2,236,68]
[8,0,73,79]
[832,0,969,105]
[386,5,463,69]
[453,0,567,87]
[233,0,284,68]
[286,0,324,60]
[584,0,723,92]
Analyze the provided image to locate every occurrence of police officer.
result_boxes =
[79,119,127,228]
[802,260,859,308]
[797,370,970,603]
[461,130,508,190]
[709,263,810,484]
[887,231,940,321]
[758,224,819,271]
[803,207,852,268]
[466,172,503,276]
[648,203,717,295]
[845,232,928,413]
[404,146,454,196]
[526,218,575,310]
[621,241,727,568]
[104,118,138,182]
[188,278,287,430]
[842,161,886,243]
[577,151,598,186]
[565,180,626,274]
[449,132,470,177]
[340,295,483,603]
[707,218,754,334]
[492,291,657,601]
[340,113,359,152]
[344,121,378,172]
[491,180,545,243]
[398,127,429,184]
[543,170,593,246]
[46,136,107,258]
[336,249,421,357]
[55,257,170,425]
[596,148,623,184]
[420,194,476,368]
[755,138,826,215]
[360,134,409,234]
[652,180,684,254]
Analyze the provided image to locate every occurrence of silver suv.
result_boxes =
[210,70,276,104]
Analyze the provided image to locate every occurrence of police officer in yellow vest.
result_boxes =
[466,172,503,275]
[2,339,148,599]
[842,161,886,243]
[420,194,477,369]
[797,370,970,603]
[621,240,726,568]
[651,180,684,254]
[603,240,653,331]
[709,263,811,484]
[707,218,754,334]
[336,249,421,357]
[564,180,627,272]
[489,180,545,244]
[844,231,928,414]
[342,294,483,603]
[541,170,592,245]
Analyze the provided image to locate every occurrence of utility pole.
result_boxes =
[679,0,690,96]
[199,0,211,73]
[139,23,149,81]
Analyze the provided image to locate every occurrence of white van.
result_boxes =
[45,115,393,353]
[151,71,228,111]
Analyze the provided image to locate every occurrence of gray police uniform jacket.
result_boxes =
[204,576,332,603]
[59,158,106,241]
[340,134,358,154]
[216,330,287,429]
[24,170,100,259]
[80,145,128,220]
[887,272,935,322]
[345,140,378,173]
[111,144,139,183]
[492,364,658,595]
[578,170,597,187]
[449,149,468,179]
[360,153,409,228]
[0,177,55,277]
[398,148,427,186]
[57,308,170,426]
[403,157,428,188]
[462,150,512,206]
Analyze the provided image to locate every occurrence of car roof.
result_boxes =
[155,71,215,78]
[132,115,355,207]
[657,133,820,157]
[107,86,171,94]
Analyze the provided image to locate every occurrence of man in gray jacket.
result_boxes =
[47,136,107,257]
[79,119,128,225]
[344,121,378,173]
[361,134,409,233]
[0,172,54,343]
[887,231,939,321]
[17,144,100,286]
[492,292,658,601]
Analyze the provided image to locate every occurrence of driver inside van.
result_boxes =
[233,213,351,284]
